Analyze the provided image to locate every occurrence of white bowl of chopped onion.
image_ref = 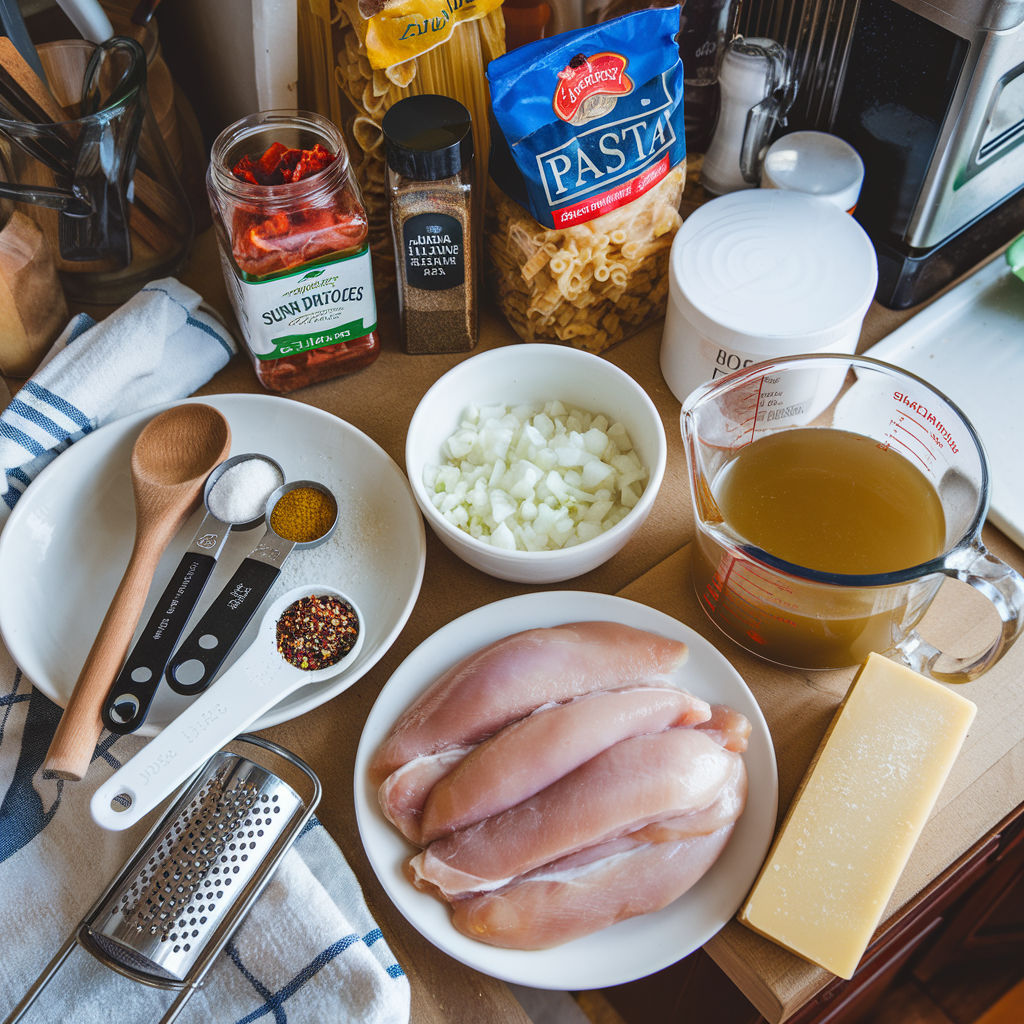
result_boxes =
[406,344,667,583]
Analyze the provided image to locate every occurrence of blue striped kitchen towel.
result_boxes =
[0,649,411,1024]
[0,277,237,522]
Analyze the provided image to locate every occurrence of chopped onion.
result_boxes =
[425,401,648,551]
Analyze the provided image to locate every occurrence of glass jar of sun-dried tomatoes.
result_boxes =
[207,110,380,392]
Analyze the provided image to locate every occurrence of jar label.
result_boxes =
[402,213,465,290]
[221,244,378,360]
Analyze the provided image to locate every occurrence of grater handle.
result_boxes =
[90,633,305,830]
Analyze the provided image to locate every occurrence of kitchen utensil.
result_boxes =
[55,0,115,42]
[863,253,1024,550]
[355,590,777,989]
[0,393,426,738]
[6,734,320,1024]
[132,0,164,27]
[682,353,1024,679]
[0,38,194,302]
[92,585,363,831]
[0,0,47,85]
[43,403,231,782]
[101,453,285,736]
[701,37,795,196]
[165,481,338,696]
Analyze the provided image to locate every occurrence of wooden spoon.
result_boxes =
[43,403,231,781]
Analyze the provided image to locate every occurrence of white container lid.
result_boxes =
[669,190,878,350]
[761,131,864,211]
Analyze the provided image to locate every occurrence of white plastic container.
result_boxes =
[660,190,878,403]
[761,131,865,213]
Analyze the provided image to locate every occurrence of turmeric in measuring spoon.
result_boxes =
[271,486,337,543]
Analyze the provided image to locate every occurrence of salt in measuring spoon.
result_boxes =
[91,585,363,830]
[101,453,285,735]
[165,480,338,696]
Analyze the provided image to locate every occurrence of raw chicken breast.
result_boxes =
[378,747,472,844]
[408,727,739,899]
[451,825,736,949]
[369,621,689,784]
[695,704,752,753]
[419,686,711,845]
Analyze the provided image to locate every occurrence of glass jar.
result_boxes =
[207,110,380,393]
[382,95,477,355]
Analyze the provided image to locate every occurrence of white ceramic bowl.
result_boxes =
[406,344,667,583]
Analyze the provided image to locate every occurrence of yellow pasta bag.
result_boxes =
[298,0,504,288]
[485,7,686,351]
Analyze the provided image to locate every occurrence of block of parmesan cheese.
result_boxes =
[738,652,977,979]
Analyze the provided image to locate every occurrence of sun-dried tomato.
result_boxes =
[232,142,337,186]
[210,115,380,394]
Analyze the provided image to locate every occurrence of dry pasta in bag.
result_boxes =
[298,0,505,290]
[485,8,686,352]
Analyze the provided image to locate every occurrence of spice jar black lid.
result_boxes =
[382,94,474,182]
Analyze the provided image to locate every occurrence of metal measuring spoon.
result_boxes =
[101,453,285,734]
[91,585,363,831]
[165,480,338,696]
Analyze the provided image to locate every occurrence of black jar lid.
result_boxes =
[382,94,474,181]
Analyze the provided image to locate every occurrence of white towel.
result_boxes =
[0,611,411,1024]
[0,278,236,522]
[0,281,411,1023]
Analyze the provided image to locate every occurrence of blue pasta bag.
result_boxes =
[487,8,685,231]
[485,8,687,351]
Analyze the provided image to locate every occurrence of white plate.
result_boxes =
[354,591,778,990]
[0,394,426,735]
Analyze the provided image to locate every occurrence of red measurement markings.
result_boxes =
[887,415,936,471]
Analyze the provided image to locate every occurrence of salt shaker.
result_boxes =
[382,95,477,354]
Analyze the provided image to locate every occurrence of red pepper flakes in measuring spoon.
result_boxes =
[276,594,360,671]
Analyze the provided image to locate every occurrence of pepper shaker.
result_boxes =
[382,95,477,354]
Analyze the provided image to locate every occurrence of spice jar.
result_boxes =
[207,110,380,392]
[382,95,477,354]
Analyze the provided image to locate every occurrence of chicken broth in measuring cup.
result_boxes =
[682,354,1024,680]
[692,427,947,669]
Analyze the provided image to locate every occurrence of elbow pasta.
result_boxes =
[486,163,686,353]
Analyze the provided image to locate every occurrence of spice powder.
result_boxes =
[392,181,476,352]
[270,486,337,543]
[277,594,359,670]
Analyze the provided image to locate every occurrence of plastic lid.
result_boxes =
[382,94,474,181]
[761,131,864,210]
[669,190,878,348]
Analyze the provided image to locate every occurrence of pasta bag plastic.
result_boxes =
[485,7,686,352]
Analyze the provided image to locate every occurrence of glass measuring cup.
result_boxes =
[682,353,1024,680]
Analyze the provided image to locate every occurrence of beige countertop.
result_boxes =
[7,227,1022,1024]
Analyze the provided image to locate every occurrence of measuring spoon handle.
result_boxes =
[90,638,305,831]
[165,556,282,695]
[101,550,218,734]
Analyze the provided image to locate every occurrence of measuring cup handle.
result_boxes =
[895,541,1024,683]
[165,558,281,696]
[90,640,283,831]
[101,551,217,734]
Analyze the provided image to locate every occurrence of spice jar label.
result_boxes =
[221,245,378,361]
[402,213,465,290]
